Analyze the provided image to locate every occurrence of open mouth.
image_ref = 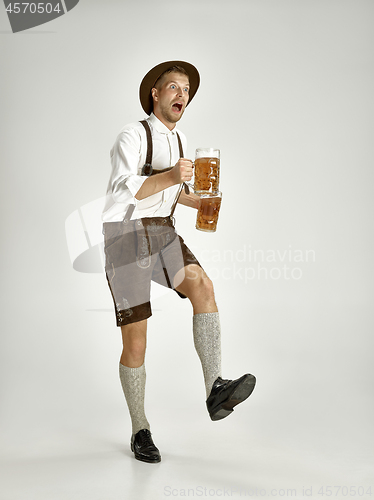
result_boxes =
[172,102,183,112]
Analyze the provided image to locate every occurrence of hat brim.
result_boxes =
[139,60,200,116]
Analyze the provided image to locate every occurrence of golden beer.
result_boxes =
[196,192,222,232]
[194,148,220,194]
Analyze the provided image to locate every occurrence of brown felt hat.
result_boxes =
[139,60,200,115]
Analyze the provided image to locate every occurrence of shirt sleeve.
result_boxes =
[110,127,148,203]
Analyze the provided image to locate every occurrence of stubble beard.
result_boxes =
[160,102,185,126]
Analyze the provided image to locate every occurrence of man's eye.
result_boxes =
[184,88,189,93]
[170,85,176,89]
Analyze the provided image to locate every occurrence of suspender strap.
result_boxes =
[170,131,189,216]
[176,132,184,158]
[174,130,190,196]
[138,120,189,218]
[140,120,153,175]
[175,132,190,196]
[139,120,153,165]
[140,120,185,170]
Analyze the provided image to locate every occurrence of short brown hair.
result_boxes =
[153,65,190,90]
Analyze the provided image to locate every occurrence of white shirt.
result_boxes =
[102,113,187,222]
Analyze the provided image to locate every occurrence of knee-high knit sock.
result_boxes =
[193,312,222,399]
[119,362,150,435]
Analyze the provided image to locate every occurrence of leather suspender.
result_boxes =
[139,120,190,218]
[140,119,185,174]
[140,120,153,175]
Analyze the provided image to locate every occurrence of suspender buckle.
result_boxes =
[141,163,153,176]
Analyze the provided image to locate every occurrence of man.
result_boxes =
[102,61,256,464]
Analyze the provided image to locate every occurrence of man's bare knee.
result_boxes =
[175,265,208,288]
[120,320,147,366]
[194,275,215,302]
[175,265,217,313]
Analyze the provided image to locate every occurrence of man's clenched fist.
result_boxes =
[171,158,194,184]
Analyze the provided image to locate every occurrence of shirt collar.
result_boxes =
[148,113,178,135]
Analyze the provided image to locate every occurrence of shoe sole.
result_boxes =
[210,374,256,421]
[130,442,161,463]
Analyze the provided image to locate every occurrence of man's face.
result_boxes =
[151,72,190,129]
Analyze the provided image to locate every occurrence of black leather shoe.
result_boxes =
[130,429,161,463]
[206,374,256,421]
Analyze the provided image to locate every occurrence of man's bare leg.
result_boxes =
[119,320,161,463]
[175,265,222,397]
[175,264,256,420]
[175,264,218,315]
[120,319,147,368]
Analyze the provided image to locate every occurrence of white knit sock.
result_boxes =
[119,362,150,435]
[193,312,222,398]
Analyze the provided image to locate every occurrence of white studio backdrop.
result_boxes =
[1,0,373,498]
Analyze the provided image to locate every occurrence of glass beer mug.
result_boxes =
[195,191,222,232]
[194,148,220,194]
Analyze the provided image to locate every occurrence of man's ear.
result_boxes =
[151,87,158,102]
